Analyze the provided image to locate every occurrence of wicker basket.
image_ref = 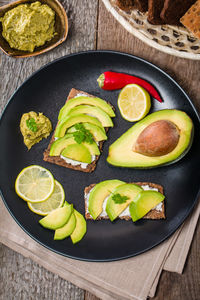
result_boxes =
[102,0,200,60]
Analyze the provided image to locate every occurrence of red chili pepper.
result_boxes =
[97,71,163,103]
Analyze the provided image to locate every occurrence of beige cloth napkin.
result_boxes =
[0,197,199,300]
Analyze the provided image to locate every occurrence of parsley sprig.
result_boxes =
[112,193,129,204]
[72,124,94,144]
[26,118,38,132]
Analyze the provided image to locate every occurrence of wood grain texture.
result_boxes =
[0,0,98,299]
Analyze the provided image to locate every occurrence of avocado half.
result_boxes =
[107,109,194,168]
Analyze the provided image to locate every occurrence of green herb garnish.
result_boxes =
[26,118,38,132]
[112,193,129,204]
[72,123,94,144]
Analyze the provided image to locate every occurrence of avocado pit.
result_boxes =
[134,120,180,157]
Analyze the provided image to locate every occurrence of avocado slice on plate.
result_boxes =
[58,96,115,120]
[61,144,92,163]
[70,210,87,244]
[50,134,100,157]
[55,114,105,138]
[50,134,76,156]
[88,179,125,220]
[107,109,194,168]
[129,190,165,222]
[39,204,73,230]
[54,212,76,240]
[106,183,143,221]
[67,123,107,142]
[66,105,113,127]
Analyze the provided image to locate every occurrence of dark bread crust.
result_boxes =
[135,0,148,12]
[85,182,165,220]
[160,0,196,25]
[114,0,134,11]
[43,89,113,173]
[147,0,165,25]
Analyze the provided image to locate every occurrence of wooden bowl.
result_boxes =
[0,0,68,58]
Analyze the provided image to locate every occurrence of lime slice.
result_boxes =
[27,180,65,215]
[15,165,55,203]
[118,84,151,122]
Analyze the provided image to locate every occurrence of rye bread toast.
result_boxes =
[43,88,114,173]
[147,0,165,25]
[135,0,148,12]
[114,0,135,11]
[85,182,165,220]
[160,0,196,25]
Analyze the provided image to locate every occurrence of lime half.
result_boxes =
[118,84,151,122]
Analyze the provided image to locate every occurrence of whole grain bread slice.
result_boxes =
[43,88,114,173]
[147,0,165,25]
[114,0,135,11]
[85,182,165,220]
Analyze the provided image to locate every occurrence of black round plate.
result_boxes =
[0,51,200,261]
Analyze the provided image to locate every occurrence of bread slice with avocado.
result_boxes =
[84,181,165,220]
[43,88,115,172]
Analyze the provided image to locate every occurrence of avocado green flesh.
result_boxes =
[50,134,100,156]
[54,213,76,240]
[82,141,100,155]
[65,105,113,127]
[55,114,105,138]
[61,144,92,163]
[106,184,143,221]
[50,135,75,156]
[39,205,73,230]
[88,180,125,220]
[107,109,193,168]
[129,191,165,222]
[70,210,87,244]
[67,123,107,142]
[58,96,115,120]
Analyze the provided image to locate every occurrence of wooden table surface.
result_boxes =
[0,1,199,299]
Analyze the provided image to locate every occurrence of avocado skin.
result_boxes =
[107,109,194,169]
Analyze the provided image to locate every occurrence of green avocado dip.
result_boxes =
[20,111,52,150]
[0,1,56,52]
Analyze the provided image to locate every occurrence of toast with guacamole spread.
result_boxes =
[43,88,115,172]
[84,181,165,221]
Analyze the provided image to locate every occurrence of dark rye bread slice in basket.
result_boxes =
[160,0,196,25]
[84,182,165,220]
[147,0,165,25]
[43,88,114,173]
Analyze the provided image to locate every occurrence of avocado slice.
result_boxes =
[39,204,73,230]
[54,212,76,240]
[106,183,143,221]
[58,96,115,120]
[107,109,194,168]
[55,114,105,138]
[50,134,76,156]
[68,123,107,142]
[64,105,113,127]
[88,179,125,220]
[70,210,87,244]
[61,144,92,163]
[129,190,165,222]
